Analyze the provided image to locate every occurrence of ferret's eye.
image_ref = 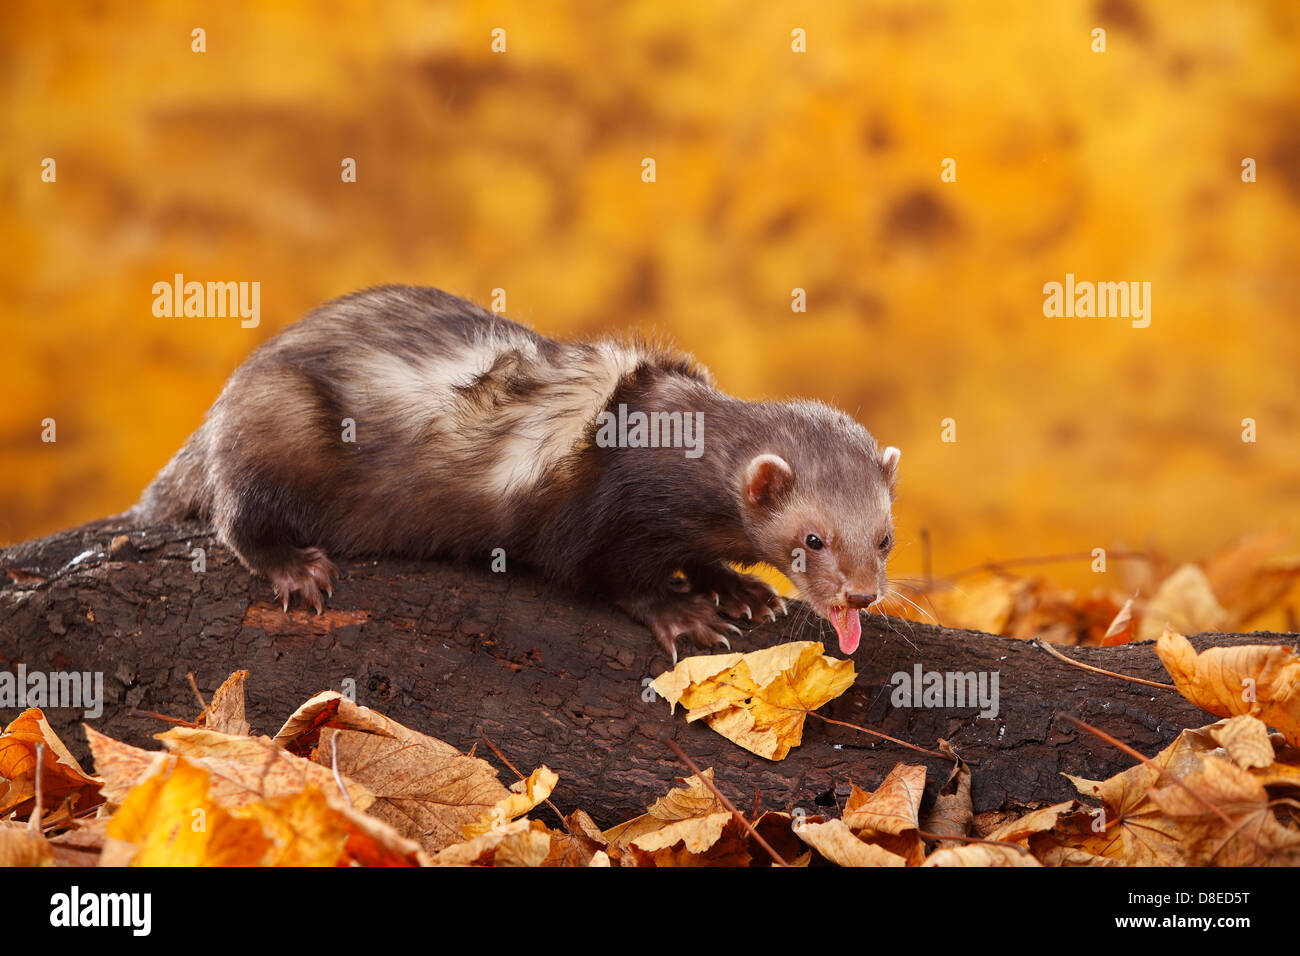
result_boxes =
[805,534,823,551]
[878,534,893,552]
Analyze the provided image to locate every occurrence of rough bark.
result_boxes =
[2,518,1296,827]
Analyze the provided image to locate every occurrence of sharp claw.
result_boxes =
[742,606,752,620]
[727,623,742,637]
[711,592,720,606]
[671,645,679,666]
[717,636,731,651]
[776,598,788,616]
[764,608,777,623]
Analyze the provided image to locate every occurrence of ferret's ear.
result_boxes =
[880,446,901,493]
[743,454,795,508]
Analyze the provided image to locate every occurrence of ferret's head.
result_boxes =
[738,403,900,655]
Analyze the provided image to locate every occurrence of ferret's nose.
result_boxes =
[845,592,877,609]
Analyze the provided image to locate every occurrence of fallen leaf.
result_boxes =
[1208,715,1275,769]
[83,725,170,807]
[1030,842,1126,867]
[274,691,462,759]
[335,803,431,867]
[749,810,813,867]
[0,709,101,819]
[841,764,927,864]
[1102,597,1135,646]
[922,843,1039,866]
[46,822,106,867]
[103,758,272,866]
[431,818,551,867]
[196,670,251,736]
[795,819,906,867]
[923,576,1021,635]
[1156,627,1300,746]
[1139,565,1229,641]
[1145,754,1300,866]
[1202,530,1300,626]
[543,810,608,867]
[634,820,753,867]
[1059,726,1224,866]
[102,754,427,867]
[315,722,511,854]
[652,642,855,760]
[238,785,358,866]
[463,766,558,840]
[843,764,926,835]
[603,770,733,857]
[157,727,375,809]
[986,800,1084,845]
[920,739,972,847]
[86,725,374,814]
[0,822,53,866]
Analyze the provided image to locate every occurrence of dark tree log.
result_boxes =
[2,518,1296,828]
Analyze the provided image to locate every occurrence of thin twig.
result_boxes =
[1032,638,1176,690]
[40,801,102,833]
[664,739,788,867]
[186,672,208,712]
[128,707,198,728]
[806,713,949,760]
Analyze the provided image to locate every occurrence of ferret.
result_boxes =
[133,285,901,660]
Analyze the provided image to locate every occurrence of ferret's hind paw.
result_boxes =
[268,546,338,614]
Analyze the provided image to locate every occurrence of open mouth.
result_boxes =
[825,603,862,655]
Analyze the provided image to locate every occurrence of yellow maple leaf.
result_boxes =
[652,642,855,759]
[104,759,271,866]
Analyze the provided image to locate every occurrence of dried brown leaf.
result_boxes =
[196,670,251,736]
[1157,627,1300,747]
[0,709,101,819]
[795,819,906,867]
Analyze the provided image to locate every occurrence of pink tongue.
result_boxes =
[831,606,862,655]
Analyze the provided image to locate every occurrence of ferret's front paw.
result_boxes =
[623,591,744,663]
[266,546,338,614]
[688,563,787,624]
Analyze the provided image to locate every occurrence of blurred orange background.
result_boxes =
[2,1,1298,596]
